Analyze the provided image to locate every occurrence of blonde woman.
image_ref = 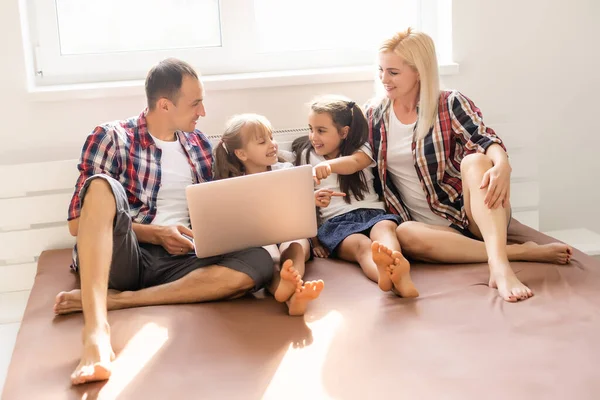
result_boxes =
[366,28,572,302]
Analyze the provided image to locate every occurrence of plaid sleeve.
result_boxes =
[449,91,507,155]
[192,130,213,181]
[67,127,120,220]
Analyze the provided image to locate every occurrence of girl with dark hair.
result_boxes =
[293,95,418,298]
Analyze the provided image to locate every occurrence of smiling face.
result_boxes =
[233,121,278,171]
[308,110,348,160]
[167,75,206,132]
[378,51,420,101]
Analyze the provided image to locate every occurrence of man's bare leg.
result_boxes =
[70,179,117,385]
[396,222,571,264]
[55,264,258,314]
[369,220,418,297]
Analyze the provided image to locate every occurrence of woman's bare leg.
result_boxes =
[461,153,529,302]
[396,222,571,264]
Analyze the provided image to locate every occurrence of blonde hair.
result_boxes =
[377,27,440,140]
[213,113,273,179]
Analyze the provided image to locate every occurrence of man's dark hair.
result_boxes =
[145,58,199,110]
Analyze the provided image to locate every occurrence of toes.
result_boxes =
[504,294,518,302]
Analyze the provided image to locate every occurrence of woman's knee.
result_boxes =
[461,153,492,174]
[396,222,432,256]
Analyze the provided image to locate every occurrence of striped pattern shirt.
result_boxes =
[366,90,506,229]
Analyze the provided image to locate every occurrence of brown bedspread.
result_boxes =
[3,220,600,400]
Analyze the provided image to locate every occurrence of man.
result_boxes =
[54,58,273,385]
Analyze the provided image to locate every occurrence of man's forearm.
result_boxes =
[132,223,163,244]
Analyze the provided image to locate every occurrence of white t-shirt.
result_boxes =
[304,144,385,222]
[151,135,194,227]
[386,108,450,226]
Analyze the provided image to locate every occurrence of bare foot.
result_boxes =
[274,260,303,303]
[288,280,324,316]
[54,290,120,315]
[371,242,394,291]
[520,241,572,264]
[71,328,115,385]
[489,262,533,302]
[387,251,419,298]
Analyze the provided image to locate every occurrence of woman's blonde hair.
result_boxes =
[377,27,440,140]
[213,113,273,179]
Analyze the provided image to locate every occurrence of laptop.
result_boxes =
[186,164,318,258]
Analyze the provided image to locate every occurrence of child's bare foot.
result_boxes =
[489,261,533,302]
[371,242,394,292]
[274,260,303,303]
[71,327,115,385]
[288,280,324,316]
[520,241,572,264]
[388,251,419,298]
[54,289,120,314]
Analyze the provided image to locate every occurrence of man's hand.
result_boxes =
[480,160,512,209]
[157,225,195,255]
[313,162,332,185]
[315,188,346,208]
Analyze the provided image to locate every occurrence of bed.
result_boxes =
[2,219,600,400]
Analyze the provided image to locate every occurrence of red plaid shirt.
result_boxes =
[68,110,213,223]
[366,90,506,229]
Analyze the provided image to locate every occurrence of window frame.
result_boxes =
[27,0,454,87]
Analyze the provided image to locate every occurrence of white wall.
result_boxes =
[1,0,599,232]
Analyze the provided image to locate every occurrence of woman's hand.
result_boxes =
[480,160,512,209]
[313,162,332,185]
[315,188,346,207]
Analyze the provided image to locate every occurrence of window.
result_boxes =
[26,0,453,86]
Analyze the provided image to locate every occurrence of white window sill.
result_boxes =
[27,63,459,102]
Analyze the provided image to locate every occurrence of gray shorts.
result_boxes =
[77,174,273,292]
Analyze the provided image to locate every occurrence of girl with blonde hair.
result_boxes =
[214,113,324,315]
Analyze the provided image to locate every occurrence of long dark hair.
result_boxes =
[293,96,369,203]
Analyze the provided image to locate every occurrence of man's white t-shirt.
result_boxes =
[304,144,385,222]
[151,135,194,227]
[386,109,450,226]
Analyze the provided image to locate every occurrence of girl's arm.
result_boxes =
[313,150,372,183]
[326,151,372,175]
